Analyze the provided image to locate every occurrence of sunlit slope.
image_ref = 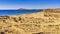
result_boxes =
[0,9,60,34]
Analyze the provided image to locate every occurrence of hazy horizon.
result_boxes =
[0,0,60,10]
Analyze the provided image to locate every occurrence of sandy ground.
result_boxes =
[0,9,60,34]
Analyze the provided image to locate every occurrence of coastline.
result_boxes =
[0,9,60,34]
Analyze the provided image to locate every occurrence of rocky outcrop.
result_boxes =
[43,8,60,13]
[43,9,60,18]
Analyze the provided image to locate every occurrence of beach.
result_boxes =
[0,9,60,34]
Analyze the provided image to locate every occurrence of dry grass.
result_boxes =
[0,9,60,34]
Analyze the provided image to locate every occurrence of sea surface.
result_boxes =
[0,10,42,16]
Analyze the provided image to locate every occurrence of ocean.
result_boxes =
[0,10,42,16]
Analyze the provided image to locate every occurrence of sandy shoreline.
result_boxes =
[0,9,60,34]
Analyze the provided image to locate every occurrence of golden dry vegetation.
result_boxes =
[0,9,60,34]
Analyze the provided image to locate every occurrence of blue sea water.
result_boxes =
[0,10,42,16]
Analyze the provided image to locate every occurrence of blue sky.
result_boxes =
[0,0,60,9]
